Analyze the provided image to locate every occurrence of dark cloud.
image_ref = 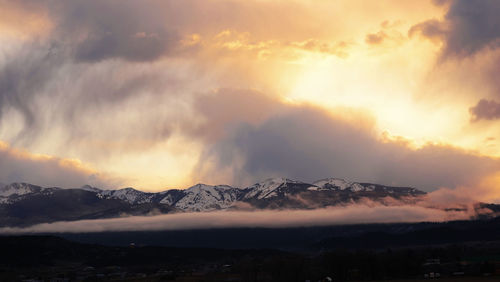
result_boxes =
[444,0,500,57]
[6,0,182,62]
[469,99,500,122]
[411,0,500,58]
[408,19,447,42]
[0,43,63,140]
[196,102,500,191]
[52,0,179,62]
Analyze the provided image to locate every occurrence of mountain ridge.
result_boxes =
[0,177,425,205]
[0,177,432,227]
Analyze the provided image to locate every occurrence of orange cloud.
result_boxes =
[0,0,52,39]
[0,141,118,188]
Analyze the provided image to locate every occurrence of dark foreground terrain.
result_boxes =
[1,218,500,281]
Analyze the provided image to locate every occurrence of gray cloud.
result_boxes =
[1,1,182,62]
[190,88,286,141]
[444,0,500,57]
[469,99,500,122]
[411,0,500,58]
[195,102,500,191]
[0,1,215,152]
[0,43,186,153]
[51,0,179,62]
[0,43,63,140]
[408,19,447,42]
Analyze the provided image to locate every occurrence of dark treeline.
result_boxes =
[55,216,500,250]
[0,235,499,281]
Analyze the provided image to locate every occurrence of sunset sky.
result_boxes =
[1,0,500,200]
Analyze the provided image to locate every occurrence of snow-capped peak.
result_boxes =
[174,183,240,212]
[312,178,369,192]
[313,178,350,190]
[243,177,302,199]
[252,177,299,187]
[98,187,153,204]
[185,183,218,194]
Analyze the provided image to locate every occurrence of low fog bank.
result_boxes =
[0,205,474,234]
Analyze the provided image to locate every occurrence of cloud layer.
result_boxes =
[0,205,472,234]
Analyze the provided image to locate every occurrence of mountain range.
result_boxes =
[0,177,430,227]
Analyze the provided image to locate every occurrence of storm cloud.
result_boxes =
[0,43,63,140]
[51,0,180,62]
[411,0,500,58]
[195,101,500,191]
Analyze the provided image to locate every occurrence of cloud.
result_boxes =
[444,0,500,57]
[365,21,407,48]
[51,0,180,62]
[365,31,388,45]
[469,99,500,122]
[1,0,499,192]
[0,43,188,153]
[0,141,117,188]
[0,0,52,39]
[0,205,472,234]
[189,88,286,141]
[424,170,500,208]
[411,0,500,58]
[408,19,448,43]
[5,0,330,62]
[194,100,500,191]
[289,39,349,57]
[0,42,63,139]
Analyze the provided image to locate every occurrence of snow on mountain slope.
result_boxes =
[174,184,241,212]
[312,178,369,192]
[0,183,44,197]
[98,187,155,204]
[313,178,391,192]
[350,183,366,192]
[0,183,61,204]
[80,185,158,204]
[243,178,312,199]
[159,193,176,205]
[312,178,351,190]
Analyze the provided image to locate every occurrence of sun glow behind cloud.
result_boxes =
[280,28,465,148]
[1,0,500,194]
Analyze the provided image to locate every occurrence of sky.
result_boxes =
[1,0,500,200]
